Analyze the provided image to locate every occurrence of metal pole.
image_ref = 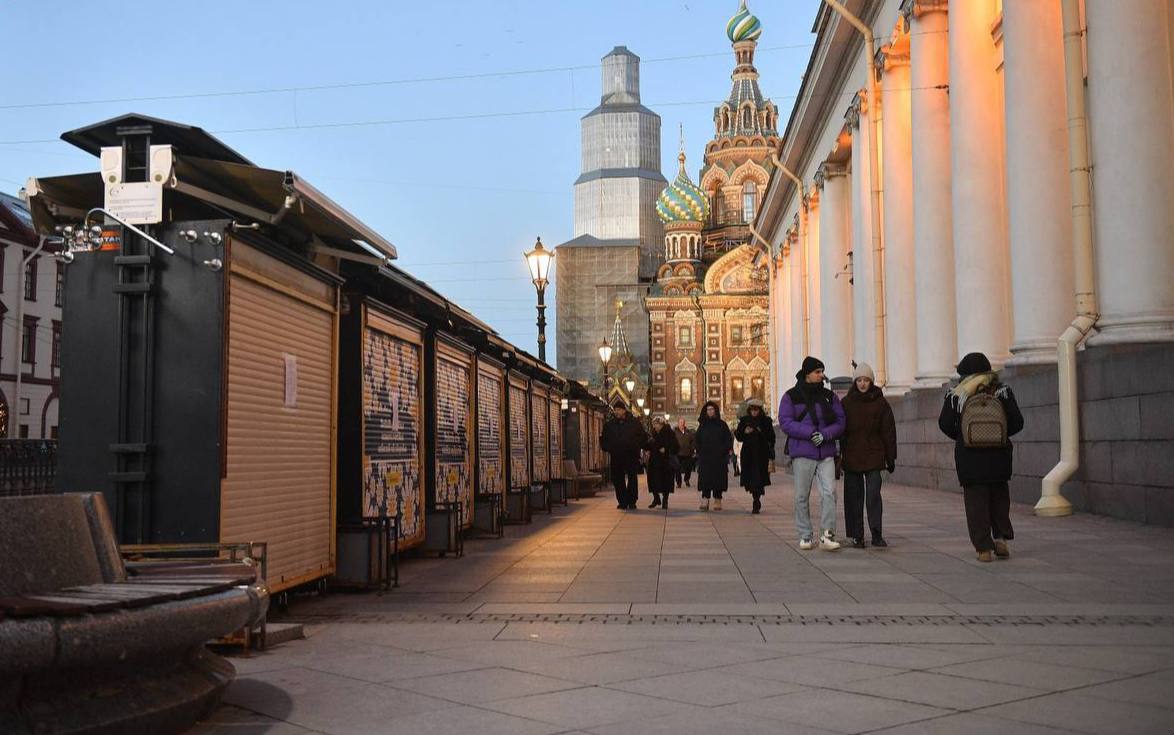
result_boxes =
[535,286,547,363]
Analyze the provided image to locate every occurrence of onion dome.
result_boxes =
[656,153,710,224]
[726,1,763,43]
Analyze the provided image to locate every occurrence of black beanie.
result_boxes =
[795,356,826,381]
[956,352,992,377]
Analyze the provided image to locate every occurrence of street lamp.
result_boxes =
[523,236,554,362]
[624,377,636,394]
[636,397,645,409]
[598,338,613,365]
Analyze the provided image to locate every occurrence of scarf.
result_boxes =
[949,371,1008,410]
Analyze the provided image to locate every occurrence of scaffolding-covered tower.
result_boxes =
[555,46,665,385]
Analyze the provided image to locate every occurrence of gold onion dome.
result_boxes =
[656,153,710,224]
[726,1,763,43]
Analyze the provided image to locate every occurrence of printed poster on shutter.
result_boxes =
[435,356,472,522]
[477,373,504,495]
[509,385,529,487]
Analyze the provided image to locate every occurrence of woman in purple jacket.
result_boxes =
[778,356,846,551]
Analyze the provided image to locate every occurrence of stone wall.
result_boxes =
[887,342,1174,527]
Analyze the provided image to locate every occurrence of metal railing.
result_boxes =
[0,440,58,497]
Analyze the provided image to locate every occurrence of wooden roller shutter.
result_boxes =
[222,241,338,592]
[476,359,505,496]
[530,385,549,483]
[548,396,563,479]
[508,375,530,488]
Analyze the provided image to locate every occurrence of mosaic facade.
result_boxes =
[476,372,504,495]
[435,356,472,523]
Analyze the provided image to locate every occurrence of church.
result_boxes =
[645,1,774,423]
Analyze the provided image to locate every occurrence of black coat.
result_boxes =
[601,413,647,471]
[695,416,734,492]
[645,425,680,494]
[735,412,775,491]
[938,383,1025,486]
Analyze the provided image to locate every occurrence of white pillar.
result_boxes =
[949,0,1012,366]
[1085,0,1174,345]
[806,192,823,361]
[847,92,876,372]
[1002,0,1074,364]
[816,163,853,378]
[908,2,956,387]
[879,44,917,392]
[788,220,806,369]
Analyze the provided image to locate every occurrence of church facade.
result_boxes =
[645,2,774,424]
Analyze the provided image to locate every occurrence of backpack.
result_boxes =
[961,385,1008,448]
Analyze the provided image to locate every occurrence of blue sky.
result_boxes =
[0,0,819,359]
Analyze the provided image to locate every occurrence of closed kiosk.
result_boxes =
[473,354,506,536]
[548,386,567,504]
[423,331,475,555]
[528,380,551,513]
[505,370,531,523]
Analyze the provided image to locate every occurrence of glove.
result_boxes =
[811,432,824,447]
[886,459,896,474]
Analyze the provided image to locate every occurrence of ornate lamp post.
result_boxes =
[624,377,636,394]
[598,338,613,393]
[523,236,554,362]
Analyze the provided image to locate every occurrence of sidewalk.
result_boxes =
[193,477,1174,734]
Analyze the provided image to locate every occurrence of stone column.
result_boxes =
[905,0,956,387]
[847,92,876,372]
[805,190,823,362]
[816,162,853,378]
[1085,0,1174,345]
[879,42,917,393]
[1002,0,1074,364]
[788,218,806,373]
[949,0,1012,365]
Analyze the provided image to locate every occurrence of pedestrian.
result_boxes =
[600,400,648,510]
[695,400,733,511]
[840,363,896,548]
[730,430,742,476]
[779,356,846,551]
[735,399,776,514]
[645,415,679,509]
[673,418,697,488]
[938,352,1025,562]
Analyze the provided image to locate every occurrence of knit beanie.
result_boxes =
[853,363,875,382]
[956,352,993,377]
[795,355,826,381]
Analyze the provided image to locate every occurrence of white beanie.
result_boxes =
[854,363,875,382]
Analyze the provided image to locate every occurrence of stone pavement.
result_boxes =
[192,476,1174,734]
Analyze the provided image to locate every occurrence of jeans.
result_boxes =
[843,470,883,540]
[793,457,837,540]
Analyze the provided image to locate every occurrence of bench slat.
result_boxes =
[59,584,180,608]
[0,596,94,617]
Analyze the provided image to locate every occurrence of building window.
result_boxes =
[678,326,692,346]
[18,424,29,439]
[55,262,64,307]
[680,377,693,404]
[51,321,62,369]
[0,246,5,293]
[750,323,765,345]
[751,377,766,401]
[21,317,37,365]
[50,425,59,440]
[730,325,744,346]
[731,376,746,401]
[743,181,757,223]
[24,258,38,301]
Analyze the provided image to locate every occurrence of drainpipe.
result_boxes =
[10,235,49,438]
[1038,0,1099,517]
[822,0,888,387]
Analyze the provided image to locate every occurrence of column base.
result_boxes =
[1086,313,1174,347]
[883,382,914,397]
[1007,339,1062,366]
[912,373,951,390]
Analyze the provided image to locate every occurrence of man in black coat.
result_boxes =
[600,401,648,510]
[938,352,1025,562]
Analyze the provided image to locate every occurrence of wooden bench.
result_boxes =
[0,493,268,735]
[563,460,602,499]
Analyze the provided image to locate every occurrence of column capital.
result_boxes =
[813,162,847,190]
[874,43,911,81]
[901,0,948,26]
[844,89,867,129]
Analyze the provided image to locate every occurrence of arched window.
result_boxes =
[743,181,757,223]
[711,191,722,225]
[680,377,693,404]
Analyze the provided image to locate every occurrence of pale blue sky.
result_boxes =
[0,0,819,359]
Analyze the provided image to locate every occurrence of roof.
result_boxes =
[0,191,35,241]
[61,113,252,165]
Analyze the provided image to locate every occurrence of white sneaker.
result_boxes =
[819,531,842,551]
[798,537,814,550]
[713,499,722,511]
[700,499,710,511]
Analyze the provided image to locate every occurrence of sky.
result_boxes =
[0,0,820,362]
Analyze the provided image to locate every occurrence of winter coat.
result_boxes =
[601,413,647,471]
[841,385,897,473]
[673,427,696,457]
[735,412,776,491]
[695,414,734,492]
[937,373,1025,486]
[778,383,846,461]
[646,424,680,495]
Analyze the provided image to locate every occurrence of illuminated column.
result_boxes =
[1085,0,1174,345]
[815,162,853,378]
[878,41,917,393]
[846,92,876,371]
[949,0,1012,365]
[805,189,823,361]
[789,215,806,367]
[905,0,956,387]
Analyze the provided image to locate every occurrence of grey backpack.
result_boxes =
[961,386,1008,448]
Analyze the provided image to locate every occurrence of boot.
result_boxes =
[648,494,661,509]
[751,497,762,514]
[699,498,710,511]
[662,496,669,510]
[713,498,723,511]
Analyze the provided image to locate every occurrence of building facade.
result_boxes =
[0,192,61,439]
[756,0,1174,524]
[645,2,774,424]
[555,47,665,385]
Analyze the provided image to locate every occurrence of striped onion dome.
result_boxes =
[656,153,710,224]
[726,1,763,43]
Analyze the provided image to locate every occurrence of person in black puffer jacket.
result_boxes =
[695,401,733,511]
[735,399,776,514]
[938,352,1025,562]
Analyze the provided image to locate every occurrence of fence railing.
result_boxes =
[0,440,58,497]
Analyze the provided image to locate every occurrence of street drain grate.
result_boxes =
[287,612,1174,627]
